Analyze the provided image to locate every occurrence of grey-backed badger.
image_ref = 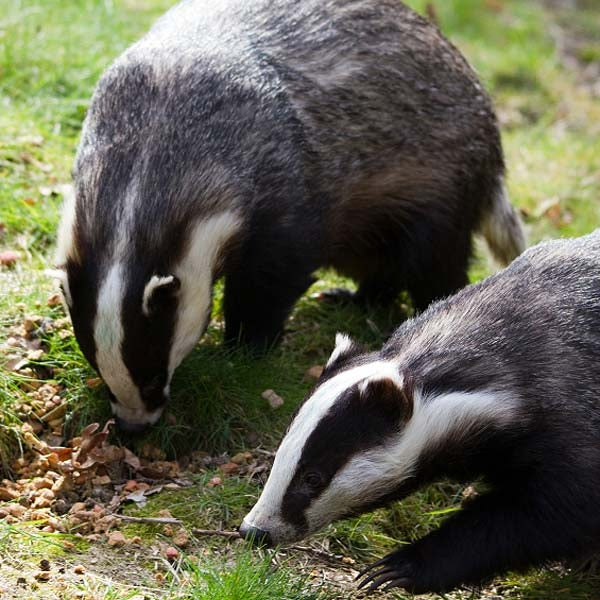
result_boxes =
[241,231,600,594]
[55,0,525,430]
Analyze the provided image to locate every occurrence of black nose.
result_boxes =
[239,520,272,547]
[115,416,149,435]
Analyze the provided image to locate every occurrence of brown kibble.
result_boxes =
[172,528,189,548]
[261,388,284,408]
[165,546,179,562]
[304,365,324,380]
[73,565,85,575]
[34,570,51,581]
[23,315,43,332]
[0,250,19,267]
[47,293,62,307]
[32,488,55,508]
[219,462,239,475]
[123,479,138,492]
[208,476,222,488]
[107,531,126,547]
[230,452,253,465]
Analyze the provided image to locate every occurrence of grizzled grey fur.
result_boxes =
[58,0,524,428]
[241,230,600,593]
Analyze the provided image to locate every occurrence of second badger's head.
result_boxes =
[240,332,518,546]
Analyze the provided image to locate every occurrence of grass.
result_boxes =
[1,0,599,598]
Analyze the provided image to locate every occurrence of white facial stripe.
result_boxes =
[55,184,79,266]
[326,332,354,367]
[305,388,517,532]
[244,360,400,533]
[142,274,175,316]
[94,262,144,413]
[168,211,241,373]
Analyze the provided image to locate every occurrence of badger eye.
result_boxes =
[304,472,323,489]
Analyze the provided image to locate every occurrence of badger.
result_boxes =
[55,0,525,431]
[240,231,600,594]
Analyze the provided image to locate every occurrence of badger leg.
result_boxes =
[357,486,586,594]
[406,236,471,312]
[223,261,315,350]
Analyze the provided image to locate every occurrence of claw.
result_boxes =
[355,556,389,580]
[357,567,395,590]
[382,578,412,591]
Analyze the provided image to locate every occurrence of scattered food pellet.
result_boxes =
[0,250,19,267]
[165,546,179,562]
[47,293,62,307]
[107,531,126,547]
[304,365,324,380]
[261,388,284,408]
[219,462,239,475]
[34,570,51,582]
[208,476,222,488]
[73,565,85,575]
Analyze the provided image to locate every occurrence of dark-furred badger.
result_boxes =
[55,0,524,430]
[241,231,600,594]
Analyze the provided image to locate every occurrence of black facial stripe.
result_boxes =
[66,259,100,372]
[120,262,180,411]
[281,380,404,528]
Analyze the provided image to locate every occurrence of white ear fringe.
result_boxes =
[142,275,175,316]
[326,332,354,367]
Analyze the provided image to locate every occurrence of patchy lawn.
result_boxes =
[1,0,599,598]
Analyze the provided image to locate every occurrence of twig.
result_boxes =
[191,528,241,540]
[288,545,352,566]
[113,514,182,525]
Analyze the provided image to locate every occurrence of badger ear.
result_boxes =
[326,332,361,368]
[359,373,414,423]
[142,275,180,316]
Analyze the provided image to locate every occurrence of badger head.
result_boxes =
[55,186,241,431]
[240,333,416,545]
[240,333,517,546]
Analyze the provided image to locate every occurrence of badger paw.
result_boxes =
[356,547,417,594]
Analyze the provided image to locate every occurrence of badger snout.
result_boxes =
[238,520,273,547]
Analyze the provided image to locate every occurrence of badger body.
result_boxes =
[56,0,524,429]
[241,231,600,594]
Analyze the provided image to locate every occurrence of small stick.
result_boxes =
[192,528,241,540]
[114,514,182,525]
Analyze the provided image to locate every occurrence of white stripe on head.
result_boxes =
[168,211,242,373]
[244,360,401,533]
[94,262,144,413]
[305,388,517,532]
